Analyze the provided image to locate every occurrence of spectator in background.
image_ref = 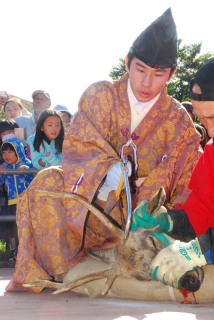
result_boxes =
[27,110,64,169]
[181,101,196,122]
[0,120,20,229]
[0,120,19,145]
[53,105,73,132]
[4,97,24,120]
[0,91,9,109]
[3,98,28,144]
[194,122,209,149]
[15,90,51,139]
[181,101,209,149]
[0,120,20,204]
[0,136,34,264]
[1,93,31,117]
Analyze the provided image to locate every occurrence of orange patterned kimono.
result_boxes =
[6,74,200,292]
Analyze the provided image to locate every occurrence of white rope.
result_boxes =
[121,138,138,172]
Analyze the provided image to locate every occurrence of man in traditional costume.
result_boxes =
[6,8,200,292]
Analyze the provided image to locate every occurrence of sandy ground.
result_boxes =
[1,268,214,320]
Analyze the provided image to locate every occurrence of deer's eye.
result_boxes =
[147,235,163,251]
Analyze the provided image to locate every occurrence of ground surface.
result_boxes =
[1,268,214,320]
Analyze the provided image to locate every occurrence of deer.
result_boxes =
[23,188,204,296]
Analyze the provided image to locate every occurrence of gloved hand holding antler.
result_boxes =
[131,200,173,232]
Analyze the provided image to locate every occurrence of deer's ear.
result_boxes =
[146,187,166,214]
[87,248,116,264]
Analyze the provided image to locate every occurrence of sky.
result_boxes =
[1,0,214,114]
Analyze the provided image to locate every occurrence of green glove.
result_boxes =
[150,237,207,289]
[131,202,172,232]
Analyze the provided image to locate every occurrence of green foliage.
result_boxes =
[168,40,214,101]
[109,58,126,80]
[109,39,214,102]
[0,240,6,253]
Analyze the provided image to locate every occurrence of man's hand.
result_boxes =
[131,202,172,232]
[0,165,6,171]
[150,237,207,289]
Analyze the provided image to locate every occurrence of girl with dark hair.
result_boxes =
[27,110,64,169]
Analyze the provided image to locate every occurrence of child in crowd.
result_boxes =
[0,119,19,142]
[27,110,64,169]
[0,120,20,220]
[0,136,34,262]
[53,105,73,132]
[0,120,20,165]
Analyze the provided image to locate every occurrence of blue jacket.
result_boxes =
[0,137,34,205]
[27,134,62,169]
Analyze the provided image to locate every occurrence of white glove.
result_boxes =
[98,161,132,201]
[150,237,207,289]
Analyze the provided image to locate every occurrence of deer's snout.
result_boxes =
[180,268,204,292]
